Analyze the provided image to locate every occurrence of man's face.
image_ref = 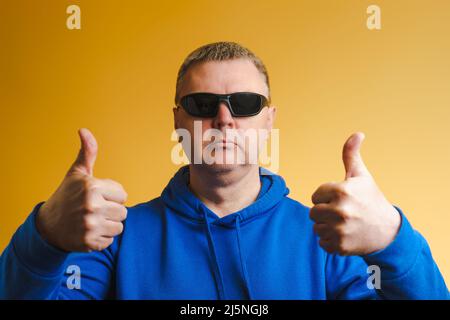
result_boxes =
[174,58,276,173]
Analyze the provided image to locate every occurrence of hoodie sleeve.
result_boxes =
[361,206,449,299]
[0,203,116,299]
[326,206,449,300]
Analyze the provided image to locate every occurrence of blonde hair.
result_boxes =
[175,41,271,104]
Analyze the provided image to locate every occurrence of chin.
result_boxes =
[204,163,241,174]
[190,146,256,174]
[194,162,257,177]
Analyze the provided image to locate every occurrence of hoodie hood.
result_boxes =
[161,165,289,226]
[160,165,289,299]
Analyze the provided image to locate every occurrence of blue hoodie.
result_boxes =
[0,166,448,299]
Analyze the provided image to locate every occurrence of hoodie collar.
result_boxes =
[161,165,289,227]
[160,165,290,299]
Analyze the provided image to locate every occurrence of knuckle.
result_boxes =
[309,204,324,218]
[116,222,124,235]
[105,179,128,202]
[311,192,318,204]
[340,209,353,221]
[334,203,351,220]
[337,183,352,198]
[121,207,128,220]
[81,180,98,202]
[88,238,108,252]
[114,181,128,202]
[82,177,95,191]
[83,196,102,213]
[85,178,102,194]
[83,201,97,214]
[83,215,97,231]
[335,225,348,238]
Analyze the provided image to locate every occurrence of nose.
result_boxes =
[212,101,235,130]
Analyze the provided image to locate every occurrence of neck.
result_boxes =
[188,165,261,218]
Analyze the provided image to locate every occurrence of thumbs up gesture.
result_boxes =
[36,129,128,252]
[310,132,401,256]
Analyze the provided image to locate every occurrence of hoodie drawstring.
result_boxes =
[201,205,253,300]
[202,207,226,300]
[235,216,253,300]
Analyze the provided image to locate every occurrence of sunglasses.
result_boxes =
[177,92,269,118]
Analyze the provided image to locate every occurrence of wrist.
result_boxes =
[379,204,402,249]
[35,202,60,250]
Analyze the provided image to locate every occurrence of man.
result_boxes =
[0,42,448,299]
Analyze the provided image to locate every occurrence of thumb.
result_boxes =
[69,128,98,176]
[342,132,370,179]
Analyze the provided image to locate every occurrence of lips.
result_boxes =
[214,140,236,148]
[202,133,244,148]
[205,138,236,145]
[219,140,235,145]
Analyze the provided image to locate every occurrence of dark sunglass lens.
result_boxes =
[230,93,264,116]
[183,94,218,117]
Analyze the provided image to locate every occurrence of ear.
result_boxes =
[173,107,185,143]
[266,106,276,131]
[173,106,180,130]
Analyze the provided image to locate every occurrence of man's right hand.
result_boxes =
[36,128,128,252]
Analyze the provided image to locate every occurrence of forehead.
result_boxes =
[179,58,268,98]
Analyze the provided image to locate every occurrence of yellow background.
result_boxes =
[1,0,449,283]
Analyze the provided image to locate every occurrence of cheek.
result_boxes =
[201,120,214,131]
[185,119,213,144]
[237,115,268,131]
[179,118,211,135]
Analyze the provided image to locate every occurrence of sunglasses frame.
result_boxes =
[177,92,269,118]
